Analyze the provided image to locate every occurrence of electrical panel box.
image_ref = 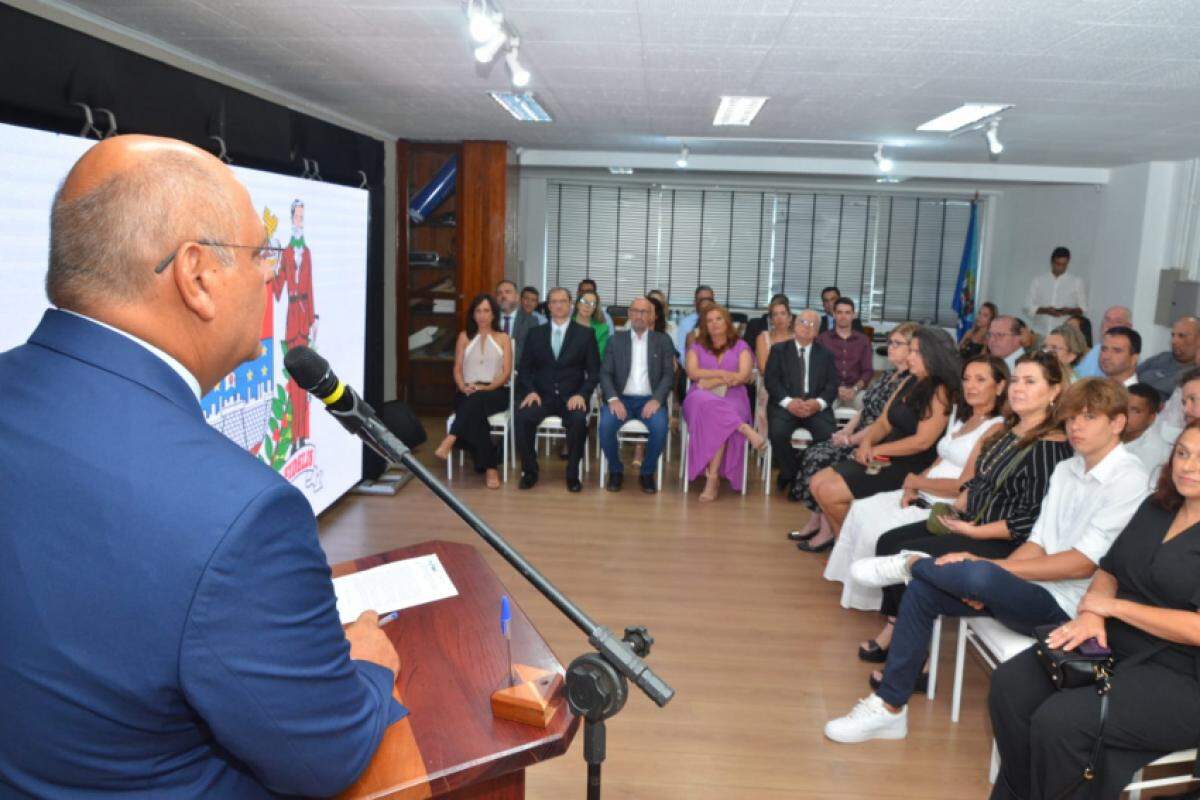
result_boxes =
[1157,269,1200,326]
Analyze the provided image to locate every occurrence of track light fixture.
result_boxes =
[873,145,894,173]
[505,42,530,88]
[467,0,502,43]
[985,119,1004,159]
[675,145,689,168]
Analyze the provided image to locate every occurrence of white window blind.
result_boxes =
[544,181,976,325]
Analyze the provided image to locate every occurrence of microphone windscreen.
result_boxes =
[379,400,428,448]
[283,346,332,394]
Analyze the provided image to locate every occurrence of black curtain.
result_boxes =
[0,4,389,483]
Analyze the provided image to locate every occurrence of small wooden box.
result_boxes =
[490,664,564,729]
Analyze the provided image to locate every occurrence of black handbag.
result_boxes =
[1032,624,1114,691]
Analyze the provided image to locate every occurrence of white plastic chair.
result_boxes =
[599,417,666,491]
[678,378,749,496]
[445,379,514,483]
[1126,749,1198,799]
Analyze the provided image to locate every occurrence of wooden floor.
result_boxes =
[318,426,998,799]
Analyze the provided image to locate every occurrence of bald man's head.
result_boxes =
[47,135,243,312]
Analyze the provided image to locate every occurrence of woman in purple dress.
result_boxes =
[683,303,768,501]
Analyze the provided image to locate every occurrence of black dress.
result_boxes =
[989,499,1200,800]
[831,377,942,498]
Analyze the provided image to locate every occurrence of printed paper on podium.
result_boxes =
[332,554,458,623]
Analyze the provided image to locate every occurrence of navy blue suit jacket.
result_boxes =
[0,310,404,798]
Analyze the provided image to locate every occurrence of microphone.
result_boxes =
[283,346,414,461]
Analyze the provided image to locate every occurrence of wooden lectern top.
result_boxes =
[332,541,579,800]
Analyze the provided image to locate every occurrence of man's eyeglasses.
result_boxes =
[154,241,284,274]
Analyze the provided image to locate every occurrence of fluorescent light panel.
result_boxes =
[917,103,1012,132]
[713,95,768,126]
[489,92,552,123]
[608,167,634,175]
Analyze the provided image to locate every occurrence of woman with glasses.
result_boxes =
[788,323,918,545]
[573,290,610,359]
[434,293,512,489]
[1042,323,1088,382]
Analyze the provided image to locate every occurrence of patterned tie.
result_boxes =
[502,314,511,334]
[552,326,564,359]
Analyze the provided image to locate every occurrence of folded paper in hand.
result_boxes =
[332,554,459,624]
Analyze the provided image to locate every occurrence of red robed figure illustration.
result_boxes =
[272,200,317,447]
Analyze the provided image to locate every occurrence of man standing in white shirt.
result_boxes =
[1025,246,1088,338]
[1099,326,1141,387]
[988,315,1026,373]
[827,378,1148,743]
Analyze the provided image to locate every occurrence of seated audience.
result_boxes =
[646,291,671,336]
[434,293,513,489]
[1018,319,1041,355]
[598,297,675,494]
[495,279,539,361]
[1042,323,1088,382]
[745,292,789,350]
[787,323,917,535]
[754,296,795,439]
[683,303,766,501]
[1147,366,1200,459]
[1137,316,1200,400]
[577,277,616,332]
[988,421,1200,799]
[803,327,960,552]
[824,355,1007,615]
[520,285,547,324]
[859,352,1074,660]
[1124,382,1171,484]
[514,287,600,492]
[959,301,998,360]
[674,285,715,358]
[1099,325,1141,387]
[1075,305,1132,378]
[765,309,839,494]
[1066,312,1094,349]
[819,285,865,333]
[816,297,874,410]
[574,289,610,358]
[989,315,1027,372]
[828,378,1148,744]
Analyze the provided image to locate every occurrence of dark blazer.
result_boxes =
[516,319,600,401]
[599,329,677,405]
[765,339,839,409]
[502,307,541,363]
[0,310,403,799]
[820,314,865,334]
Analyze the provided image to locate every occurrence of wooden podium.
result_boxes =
[332,540,579,799]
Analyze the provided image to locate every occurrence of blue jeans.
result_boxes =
[875,558,1071,709]
[598,395,668,476]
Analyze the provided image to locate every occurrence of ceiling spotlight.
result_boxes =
[675,145,689,168]
[985,120,1004,159]
[467,0,502,44]
[873,145,894,173]
[474,28,507,63]
[505,44,530,87]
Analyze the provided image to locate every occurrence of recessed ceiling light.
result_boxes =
[917,103,1013,133]
[713,96,768,126]
[488,91,552,123]
[609,167,634,175]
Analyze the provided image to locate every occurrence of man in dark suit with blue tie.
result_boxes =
[0,136,403,798]
[514,287,601,492]
[765,309,839,496]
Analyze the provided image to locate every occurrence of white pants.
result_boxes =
[823,489,933,611]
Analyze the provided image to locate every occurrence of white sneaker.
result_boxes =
[849,551,928,588]
[824,694,908,743]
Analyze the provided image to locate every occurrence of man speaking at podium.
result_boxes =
[0,136,404,797]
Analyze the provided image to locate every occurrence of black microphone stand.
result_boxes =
[327,393,675,800]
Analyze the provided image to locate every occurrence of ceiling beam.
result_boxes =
[517,149,1111,185]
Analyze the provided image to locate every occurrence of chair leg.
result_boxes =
[927,615,941,700]
[952,618,968,723]
[502,425,509,483]
[599,450,606,487]
[446,449,453,482]
[682,431,689,493]
[763,442,772,495]
[989,739,1000,784]
[1128,770,1144,800]
[740,440,748,496]
[657,450,663,490]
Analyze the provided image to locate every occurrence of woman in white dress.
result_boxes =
[824,355,1008,656]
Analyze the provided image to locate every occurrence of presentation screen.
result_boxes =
[0,122,368,515]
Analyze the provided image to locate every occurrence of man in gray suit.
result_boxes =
[496,279,540,361]
[598,296,676,493]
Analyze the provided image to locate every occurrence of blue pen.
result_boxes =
[378,610,399,626]
[500,596,514,687]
